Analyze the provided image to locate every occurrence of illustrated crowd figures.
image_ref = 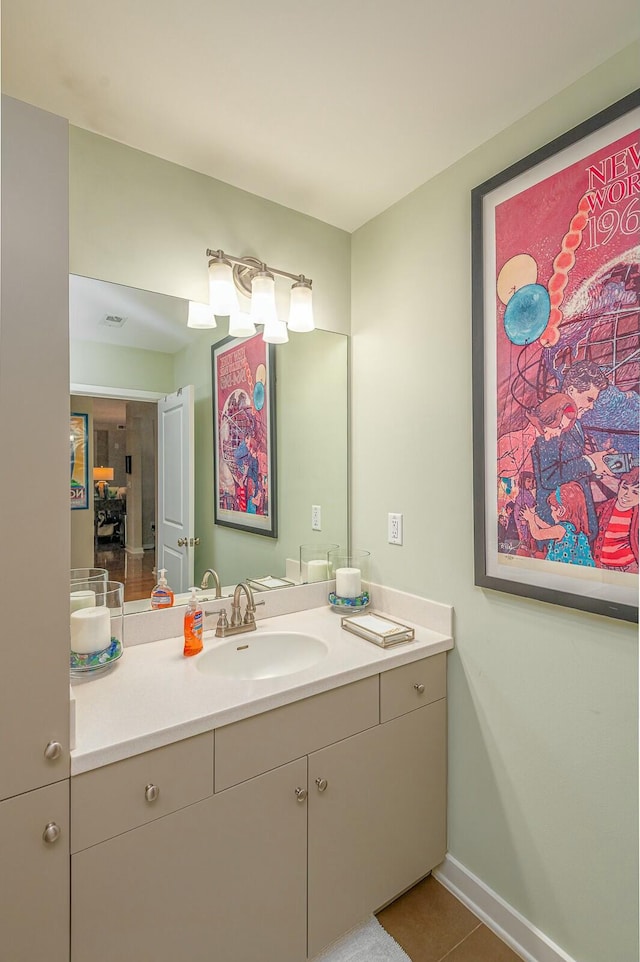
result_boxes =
[498,359,639,573]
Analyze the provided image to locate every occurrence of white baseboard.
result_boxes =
[433,854,578,962]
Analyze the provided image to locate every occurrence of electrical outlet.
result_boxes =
[311,505,322,531]
[388,512,403,545]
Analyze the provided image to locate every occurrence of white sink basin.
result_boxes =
[196,631,329,680]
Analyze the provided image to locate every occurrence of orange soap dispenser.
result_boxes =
[183,587,204,657]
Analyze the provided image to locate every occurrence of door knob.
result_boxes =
[42,822,61,844]
[44,741,63,761]
[177,537,188,547]
[189,537,200,547]
[295,787,307,803]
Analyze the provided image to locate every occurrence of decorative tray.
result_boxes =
[247,576,296,591]
[70,638,123,674]
[340,611,414,648]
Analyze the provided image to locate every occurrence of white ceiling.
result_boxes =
[70,274,191,353]
[2,1,638,231]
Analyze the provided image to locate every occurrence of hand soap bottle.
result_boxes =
[183,587,203,657]
[150,568,174,609]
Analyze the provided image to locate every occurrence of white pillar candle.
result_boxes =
[70,606,111,654]
[70,590,96,614]
[335,567,361,599]
[307,560,329,583]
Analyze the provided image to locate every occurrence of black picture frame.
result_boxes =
[211,333,277,538]
[472,90,640,623]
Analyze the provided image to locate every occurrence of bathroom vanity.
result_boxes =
[69,602,452,962]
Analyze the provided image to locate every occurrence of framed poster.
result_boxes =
[211,333,277,537]
[70,413,89,510]
[472,90,639,623]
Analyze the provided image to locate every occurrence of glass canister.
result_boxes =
[70,567,108,586]
[70,580,124,672]
[299,543,340,583]
[328,549,371,607]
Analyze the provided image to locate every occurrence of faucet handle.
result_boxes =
[243,600,265,625]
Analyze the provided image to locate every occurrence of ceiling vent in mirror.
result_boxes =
[100,314,127,328]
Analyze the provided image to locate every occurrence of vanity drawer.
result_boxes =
[215,676,379,791]
[71,732,214,852]
[380,653,446,723]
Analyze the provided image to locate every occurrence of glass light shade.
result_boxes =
[228,310,256,338]
[287,282,315,332]
[250,271,278,327]
[187,301,217,329]
[208,260,240,315]
[262,318,289,344]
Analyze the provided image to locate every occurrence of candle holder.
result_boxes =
[70,580,124,674]
[328,549,371,609]
[70,567,108,586]
[299,543,340,583]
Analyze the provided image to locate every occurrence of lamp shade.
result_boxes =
[250,271,278,327]
[262,318,289,344]
[287,280,314,332]
[187,301,217,329]
[208,258,240,316]
[228,310,256,338]
[93,467,114,482]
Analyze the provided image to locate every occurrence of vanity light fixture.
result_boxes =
[187,301,217,329]
[205,248,314,342]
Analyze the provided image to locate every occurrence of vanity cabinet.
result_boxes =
[0,781,70,962]
[70,654,447,962]
[307,699,446,955]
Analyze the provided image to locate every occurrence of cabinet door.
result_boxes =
[72,757,307,962]
[0,781,70,962]
[0,96,70,801]
[308,699,446,957]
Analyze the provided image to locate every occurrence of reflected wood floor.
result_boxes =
[95,545,156,602]
[377,876,524,962]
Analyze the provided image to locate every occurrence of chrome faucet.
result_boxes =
[200,568,223,598]
[208,581,264,638]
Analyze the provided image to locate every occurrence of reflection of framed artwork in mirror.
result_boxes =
[70,413,89,510]
[212,333,277,538]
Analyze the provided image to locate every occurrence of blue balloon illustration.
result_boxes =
[503,283,550,345]
[253,380,265,411]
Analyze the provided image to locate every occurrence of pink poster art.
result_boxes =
[212,333,277,537]
[473,93,639,620]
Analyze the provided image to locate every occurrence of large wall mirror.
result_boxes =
[70,274,349,612]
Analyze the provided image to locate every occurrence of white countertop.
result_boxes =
[70,604,453,775]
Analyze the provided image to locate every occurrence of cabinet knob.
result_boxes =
[414,683,425,694]
[315,777,328,793]
[145,783,160,803]
[294,787,307,803]
[44,741,63,761]
[42,822,61,844]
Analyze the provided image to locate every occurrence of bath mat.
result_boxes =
[312,916,411,961]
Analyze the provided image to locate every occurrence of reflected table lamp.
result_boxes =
[94,466,114,499]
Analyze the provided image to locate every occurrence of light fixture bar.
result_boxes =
[206,249,312,287]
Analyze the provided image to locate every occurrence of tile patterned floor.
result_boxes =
[377,876,524,962]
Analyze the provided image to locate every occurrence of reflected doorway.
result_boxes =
[89,396,157,602]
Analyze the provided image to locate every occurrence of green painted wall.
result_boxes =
[70,340,174,393]
[69,128,350,335]
[351,44,639,962]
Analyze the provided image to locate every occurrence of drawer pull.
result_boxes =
[295,787,307,803]
[44,741,63,761]
[144,783,160,803]
[315,777,328,793]
[42,822,61,844]
[414,683,425,694]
